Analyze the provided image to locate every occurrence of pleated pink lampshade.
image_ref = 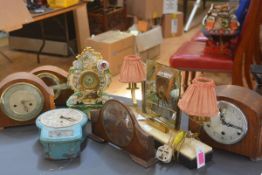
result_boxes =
[178,77,218,118]
[119,55,146,83]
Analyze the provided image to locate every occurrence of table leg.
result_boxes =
[183,0,188,23]
[73,4,90,53]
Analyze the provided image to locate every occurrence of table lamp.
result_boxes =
[178,77,218,125]
[119,55,146,106]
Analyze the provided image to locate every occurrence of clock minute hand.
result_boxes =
[60,115,76,122]
[220,113,243,131]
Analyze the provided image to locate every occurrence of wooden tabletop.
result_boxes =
[31,2,86,23]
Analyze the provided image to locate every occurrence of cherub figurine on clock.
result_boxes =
[67,47,111,109]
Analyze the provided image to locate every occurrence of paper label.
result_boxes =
[163,0,178,14]
[196,147,206,168]
[171,19,178,34]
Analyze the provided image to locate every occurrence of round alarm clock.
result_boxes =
[0,72,55,128]
[36,108,88,160]
[189,85,262,160]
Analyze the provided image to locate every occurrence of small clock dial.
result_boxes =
[39,108,84,128]
[0,83,44,121]
[102,101,134,147]
[80,71,100,90]
[203,100,248,145]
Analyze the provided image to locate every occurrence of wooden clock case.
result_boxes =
[90,99,157,168]
[31,65,73,106]
[0,72,55,128]
[189,85,262,160]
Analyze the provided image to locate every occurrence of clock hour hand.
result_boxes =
[60,115,76,122]
[20,100,29,112]
[219,112,243,131]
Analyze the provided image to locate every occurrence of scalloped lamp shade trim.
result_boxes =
[178,77,219,117]
[119,55,146,83]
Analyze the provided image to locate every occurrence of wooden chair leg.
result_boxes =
[183,71,189,92]
[191,71,196,81]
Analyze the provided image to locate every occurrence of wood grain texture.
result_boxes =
[90,99,157,167]
[0,72,55,128]
[189,85,262,160]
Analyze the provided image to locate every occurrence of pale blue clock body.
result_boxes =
[36,108,88,160]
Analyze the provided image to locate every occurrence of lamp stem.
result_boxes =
[141,81,147,113]
[131,83,137,106]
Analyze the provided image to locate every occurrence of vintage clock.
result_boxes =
[0,72,55,128]
[90,99,157,167]
[31,65,73,106]
[189,85,262,160]
[67,47,111,106]
[36,108,88,160]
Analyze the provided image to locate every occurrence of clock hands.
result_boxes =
[60,115,76,122]
[21,100,30,112]
[219,110,243,131]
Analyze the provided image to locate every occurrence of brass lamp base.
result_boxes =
[189,116,210,126]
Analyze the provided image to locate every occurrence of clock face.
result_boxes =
[39,108,84,128]
[203,100,248,145]
[0,83,44,121]
[80,71,100,90]
[102,100,134,147]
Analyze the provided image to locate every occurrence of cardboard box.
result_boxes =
[126,0,163,20]
[140,45,161,61]
[86,31,135,75]
[136,26,163,61]
[136,26,163,52]
[163,0,178,14]
[162,12,184,38]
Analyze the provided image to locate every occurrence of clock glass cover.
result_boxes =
[39,108,84,128]
[102,100,134,147]
[80,71,100,90]
[1,83,44,121]
[203,100,248,145]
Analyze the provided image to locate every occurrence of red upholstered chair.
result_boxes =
[170,0,262,91]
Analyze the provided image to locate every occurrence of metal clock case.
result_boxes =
[31,65,74,106]
[36,108,88,160]
[189,85,262,160]
[90,99,157,168]
[0,72,55,128]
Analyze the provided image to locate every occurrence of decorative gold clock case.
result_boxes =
[67,47,111,106]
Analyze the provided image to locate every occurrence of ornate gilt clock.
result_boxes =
[189,85,262,160]
[67,47,111,106]
[90,99,157,167]
[31,65,73,106]
[0,72,55,128]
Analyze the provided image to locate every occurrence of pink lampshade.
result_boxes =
[119,55,146,83]
[178,77,218,117]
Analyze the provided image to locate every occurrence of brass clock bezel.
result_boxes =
[79,70,100,90]
[0,82,44,122]
[36,72,61,100]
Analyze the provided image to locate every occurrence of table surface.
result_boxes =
[0,97,261,175]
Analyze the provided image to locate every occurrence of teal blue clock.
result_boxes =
[36,108,88,160]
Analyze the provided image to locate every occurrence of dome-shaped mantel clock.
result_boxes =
[0,72,55,128]
[190,85,262,160]
[67,47,111,111]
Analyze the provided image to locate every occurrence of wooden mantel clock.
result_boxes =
[0,72,55,128]
[31,65,73,106]
[189,85,262,160]
[90,99,157,167]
